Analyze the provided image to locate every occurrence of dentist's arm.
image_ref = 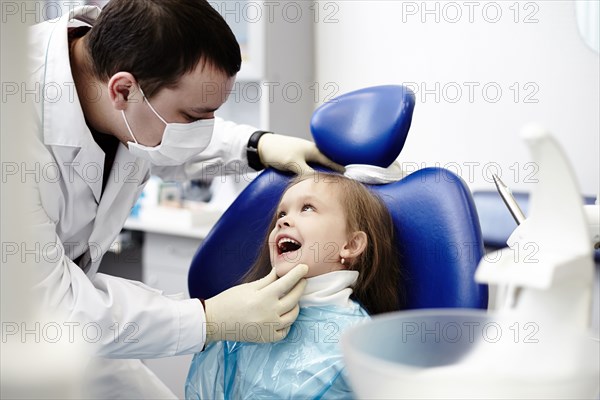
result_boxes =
[256,132,344,174]
[27,180,205,358]
[150,118,342,182]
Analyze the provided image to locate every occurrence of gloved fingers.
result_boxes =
[306,148,345,173]
[270,304,300,342]
[279,303,301,329]
[294,161,314,176]
[264,158,313,176]
[250,267,278,289]
[272,325,291,342]
[277,276,307,314]
[264,263,308,297]
[258,134,347,175]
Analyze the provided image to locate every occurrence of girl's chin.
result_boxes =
[274,264,293,278]
[274,262,308,278]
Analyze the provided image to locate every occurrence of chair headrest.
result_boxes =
[310,85,415,167]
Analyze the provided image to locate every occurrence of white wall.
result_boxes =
[316,0,599,196]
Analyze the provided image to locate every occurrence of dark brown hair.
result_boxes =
[243,172,404,315]
[85,0,241,97]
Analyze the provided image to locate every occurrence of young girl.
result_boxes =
[186,172,404,399]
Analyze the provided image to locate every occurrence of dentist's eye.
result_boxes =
[184,114,200,122]
[302,204,315,212]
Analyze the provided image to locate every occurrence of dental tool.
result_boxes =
[492,174,526,225]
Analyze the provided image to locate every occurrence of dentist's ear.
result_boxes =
[341,231,368,263]
[108,72,138,111]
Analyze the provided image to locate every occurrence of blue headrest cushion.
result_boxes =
[310,85,415,167]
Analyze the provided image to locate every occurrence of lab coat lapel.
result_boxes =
[41,4,104,203]
[70,145,104,203]
[85,145,150,275]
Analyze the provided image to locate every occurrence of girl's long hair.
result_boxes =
[242,172,405,315]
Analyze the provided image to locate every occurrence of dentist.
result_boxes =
[27,0,337,397]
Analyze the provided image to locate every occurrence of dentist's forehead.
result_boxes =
[175,62,235,110]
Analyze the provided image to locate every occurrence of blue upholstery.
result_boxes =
[189,85,488,310]
[311,85,415,167]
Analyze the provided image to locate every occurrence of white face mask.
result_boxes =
[122,88,215,166]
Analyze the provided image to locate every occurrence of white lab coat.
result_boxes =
[27,6,257,398]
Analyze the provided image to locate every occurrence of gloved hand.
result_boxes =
[258,134,344,175]
[203,264,309,343]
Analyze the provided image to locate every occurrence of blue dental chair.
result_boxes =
[188,85,488,310]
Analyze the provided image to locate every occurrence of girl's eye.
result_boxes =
[277,211,286,219]
[302,204,315,212]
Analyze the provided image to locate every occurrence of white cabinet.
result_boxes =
[142,232,202,296]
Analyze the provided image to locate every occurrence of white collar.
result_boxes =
[299,270,359,308]
[40,5,101,148]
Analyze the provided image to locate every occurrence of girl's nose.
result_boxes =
[278,215,294,228]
